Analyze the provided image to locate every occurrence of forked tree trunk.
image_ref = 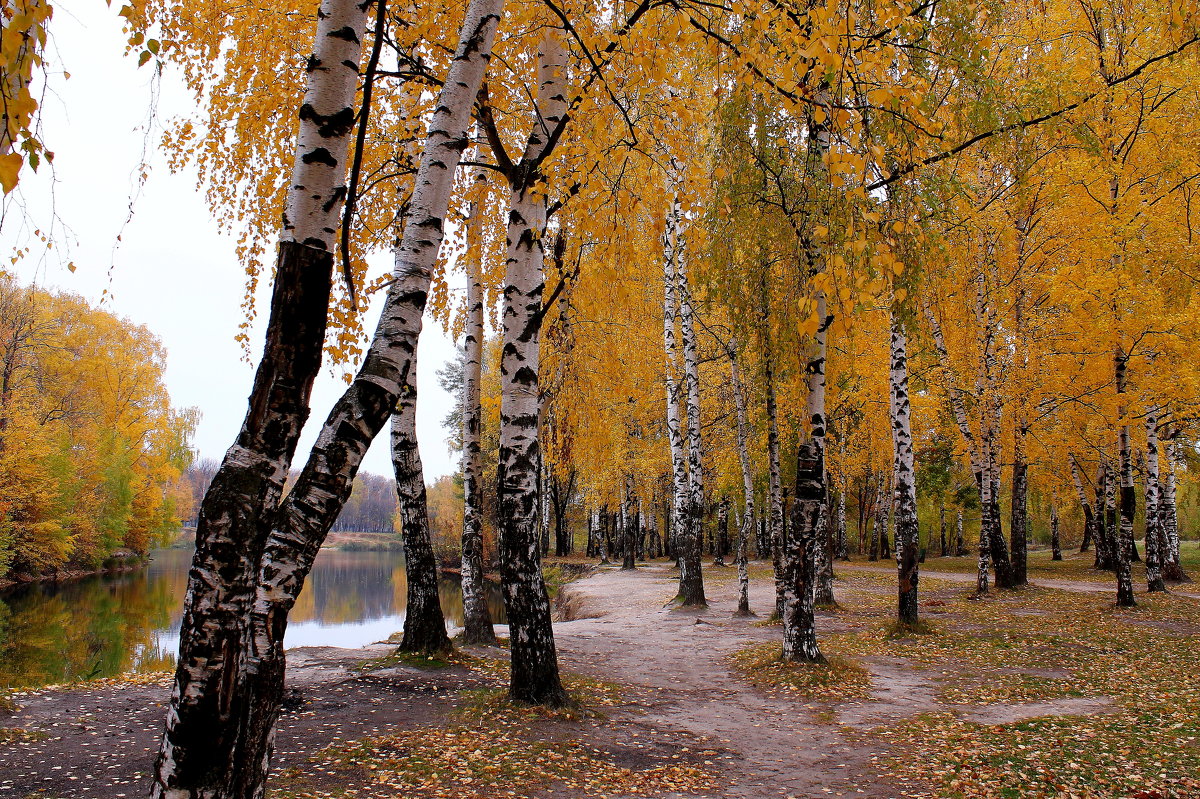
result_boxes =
[1144,409,1166,592]
[890,312,919,626]
[1114,348,1136,607]
[730,346,756,617]
[223,5,505,793]
[672,161,706,608]
[460,151,495,646]
[392,363,452,653]
[496,27,569,706]
[151,3,372,795]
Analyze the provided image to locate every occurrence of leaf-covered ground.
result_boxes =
[2,548,1198,798]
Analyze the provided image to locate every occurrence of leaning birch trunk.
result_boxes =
[460,151,495,645]
[391,359,452,652]
[673,161,707,607]
[1114,348,1137,607]
[890,311,919,626]
[215,5,505,795]
[1069,454,1097,567]
[662,182,689,577]
[782,289,828,661]
[1144,408,1166,592]
[151,3,370,795]
[495,26,569,706]
[731,345,756,616]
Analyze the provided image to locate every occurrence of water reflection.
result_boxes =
[0,548,505,689]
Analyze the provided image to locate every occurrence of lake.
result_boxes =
[0,548,506,689]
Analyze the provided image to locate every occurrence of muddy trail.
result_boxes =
[0,561,1135,799]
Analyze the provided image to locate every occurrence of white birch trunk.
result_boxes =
[496,27,569,706]
[460,147,494,645]
[662,181,689,570]
[674,161,707,607]
[730,345,756,617]
[1114,348,1136,607]
[890,311,919,626]
[1144,408,1166,592]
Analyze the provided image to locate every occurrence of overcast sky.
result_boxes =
[2,3,462,480]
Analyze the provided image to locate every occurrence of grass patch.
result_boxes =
[361,647,477,672]
[729,642,871,699]
[0,726,48,744]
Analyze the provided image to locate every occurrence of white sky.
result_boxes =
[1,3,462,480]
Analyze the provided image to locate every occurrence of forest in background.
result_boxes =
[0,275,195,581]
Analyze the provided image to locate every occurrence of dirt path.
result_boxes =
[552,564,920,798]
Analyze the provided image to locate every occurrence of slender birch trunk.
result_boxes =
[1144,409,1166,592]
[673,162,706,607]
[716,498,730,566]
[621,477,636,570]
[890,312,919,626]
[1051,505,1062,560]
[1069,455,1097,569]
[1114,348,1136,607]
[495,27,568,706]
[391,360,452,652]
[870,477,882,561]
[939,503,947,557]
[1162,441,1189,581]
[764,341,785,615]
[151,3,371,795]
[835,487,848,560]
[662,178,690,581]
[216,6,504,794]
[1010,440,1029,587]
[956,509,964,556]
[731,347,756,616]
[460,150,495,645]
[977,430,992,595]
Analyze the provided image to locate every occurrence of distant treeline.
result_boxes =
[184,462,400,535]
[0,276,196,581]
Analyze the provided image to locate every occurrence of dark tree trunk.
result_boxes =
[1010,454,1029,587]
[1051,507,1063,561]
[715,497,729,566]
[392,372,452,653]
[782,441,824,662]
[1114,349,1136,608]
[150,2,373,792]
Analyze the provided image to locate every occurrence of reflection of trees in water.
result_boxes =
[0,566,178,688]
[1,548,506,688]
